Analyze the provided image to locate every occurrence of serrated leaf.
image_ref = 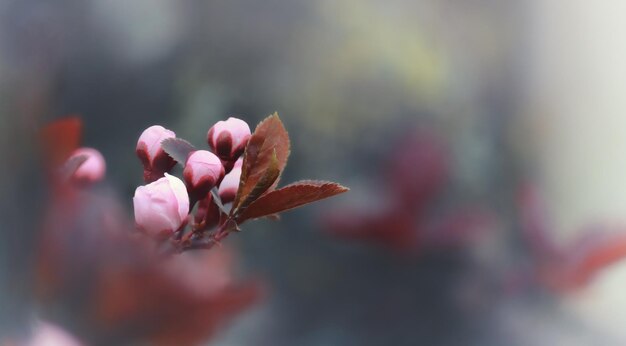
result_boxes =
[232,150,280,217]
[210,189,229,216]
[233,113,290,210]
[161,138,196,166]
[236,180,349,222]
[40,116,82,167]
[265,214,281,221]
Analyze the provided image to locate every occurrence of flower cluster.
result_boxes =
[36,116,263,345]
[133,117,249,238]
[132,114,348,252]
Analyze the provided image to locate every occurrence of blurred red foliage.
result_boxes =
[324,129,492,253]
[35,185,261,345]
[513,184,626,293]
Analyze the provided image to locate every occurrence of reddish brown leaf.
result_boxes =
[40,116,82,168]
[233,113,290,210]
[232,150,280,217]
[236,180,349,222]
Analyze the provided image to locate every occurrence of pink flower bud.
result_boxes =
[218,159,242,204]
[207,117,251,162]
[68,147,106,184]
[136,125,176,183]
[183,150,225,201]
[133,173,190,237]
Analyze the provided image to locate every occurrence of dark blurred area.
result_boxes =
[3,0,626,345]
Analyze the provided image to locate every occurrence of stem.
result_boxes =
[183,229,230,251]
[188,197,199,214]
[180,218,237,252]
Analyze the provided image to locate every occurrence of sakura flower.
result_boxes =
[68,147,106,184]
[218,158,243,204]
[183,150,224,201]
[136,125,177,183]
[133,173,189,237]
[207,117,251,163]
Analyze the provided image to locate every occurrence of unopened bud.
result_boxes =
[136,125,176,183]
[217,158,242,204]
[207,117,251,163]
[68,147,106,184]
[183,150,224,201]
[133,173,189,238]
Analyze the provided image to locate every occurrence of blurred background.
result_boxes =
[2,0,626,345]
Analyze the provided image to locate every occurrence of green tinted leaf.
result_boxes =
[161,138,196,166]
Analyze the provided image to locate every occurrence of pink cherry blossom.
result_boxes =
[133,173,190,237]
[183,150,225,198]
[207,117,251,162]
[68,147,106,184]
[136,125,176,183]
[218,158,242,204]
